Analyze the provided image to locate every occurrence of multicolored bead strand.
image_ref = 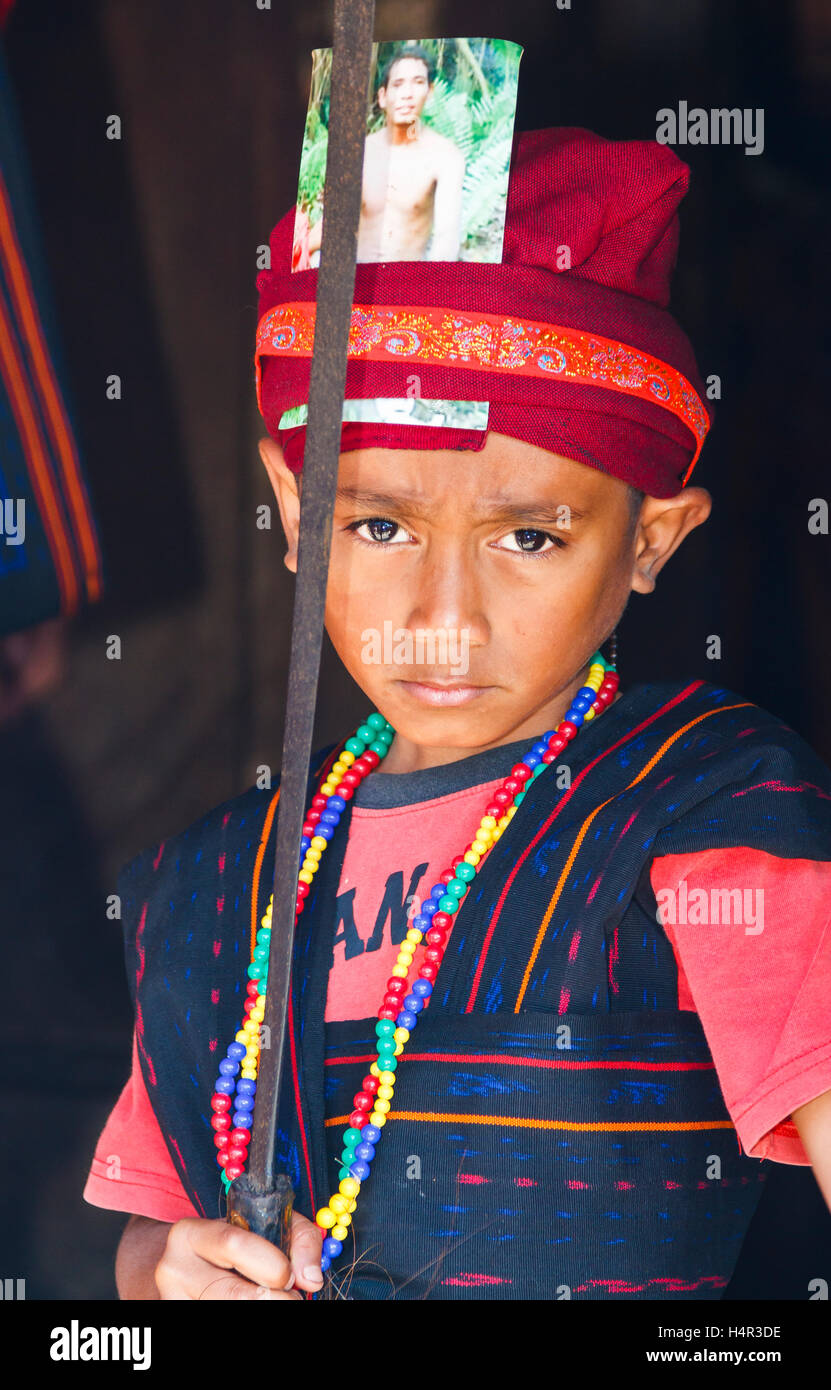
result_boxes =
[212,655,619,1272]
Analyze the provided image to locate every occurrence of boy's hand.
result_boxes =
[154,1211,324,1300]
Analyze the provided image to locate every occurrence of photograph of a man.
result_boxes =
[305,44,465,263]
[292,38,521,272]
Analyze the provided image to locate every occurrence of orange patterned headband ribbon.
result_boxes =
[255,301,710,482]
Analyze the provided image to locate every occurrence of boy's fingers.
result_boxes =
[289,1211,325,1291]
[197,1275,302,1301]
[176,1218,295,1289]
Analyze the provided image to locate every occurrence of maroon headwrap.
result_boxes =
[255,127,713,498]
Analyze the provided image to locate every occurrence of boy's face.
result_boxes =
[260,432,710,765]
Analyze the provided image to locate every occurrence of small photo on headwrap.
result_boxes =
[279,398,490,432]
[291,37,522,271]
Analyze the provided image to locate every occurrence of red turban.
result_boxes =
[255,127,712,498]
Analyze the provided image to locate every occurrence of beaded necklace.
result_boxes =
[212,652,620,1271]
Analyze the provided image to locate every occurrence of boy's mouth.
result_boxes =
[395,679,493,707]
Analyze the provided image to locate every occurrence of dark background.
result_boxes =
[1,0,829,1298]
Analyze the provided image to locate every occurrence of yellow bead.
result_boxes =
[394,1027,409,1044]
[331,1224,349,1241]
[339,1177,360,1198]
[377,1084,394,1100]
[373,1098,391,1114]
[394,1042,403,1056]
[583,706,596,720]
[331,761,348,777]
[497,815,510,830]
[406,928,422,944]
[492,826,503,841]
[235,1030,248,1044]
[507,806,517,820]
[336,1211,351,1227]
[250,1010,265,1025]
[464,850,480,866]
[311,836,328,851]
[480,815,497,830]
[298,869,314,885]
[378,1070,396,1085]
[370,1062,380,1077]
[391,964,408,979]
[329,1194,348,1214]
[347,1200,357,1213]
[305,846,322,862]
[320,781,336,795]
[243,1018,258,1034]
[316,1207,337,1228]
[240,1068,257,1080]
[301,858,318,874]
[260,914,272,928]
[368,1111,386,1128]
[340,750,356,766]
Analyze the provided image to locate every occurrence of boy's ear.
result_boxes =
[630,486,712,595]
[258,435,300,575]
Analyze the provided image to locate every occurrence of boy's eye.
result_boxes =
[495,528,566,557]
[348,517,411,545]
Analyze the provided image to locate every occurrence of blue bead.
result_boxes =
[315,823,334,840]
[569,710,585,727]
[219,1058,239,1076]
[350,1161,370,1181]
[412,979,432,998]
[523,752,541,769]
[430,883,447,902]
[412,914,431,932]
[326,795,346,812]
[320,810,340,826]
[300,837,311,853]
[578,686,595,700]
[356,1142,376,1161]
[236,1079,256,1096]
[232,1112,252,1129]
[320,1254,331,1272]
[227,1042,247,1060]
[422,901,438,919]
[532,741,549,757]
[214,1077,235,1095]
[543,729,556,742]
[323,1237,342,1259]
[233,1094,254,1111]
[403,994,423,1013]
[397,1010,417,1029]
[363,1124,381,1144]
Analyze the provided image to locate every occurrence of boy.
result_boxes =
[85,127,831,1301]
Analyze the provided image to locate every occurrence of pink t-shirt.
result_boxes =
[84,763,831,1223]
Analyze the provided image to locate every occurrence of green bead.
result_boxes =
[377,1045,396,1064]
[341,1146,357,1164]
[247,963,263,979]
[367,712,386,731]
[375,1019,396,1037]
[369,740,389,757]
[253,946,269,963]
[338,1166,351,1181]
[378,1055,397,1072]
[532,763,546,778]
[356,724,375,744]
[345,737,366,756]
[375,728,393,745]
[343,1127,363,1146]
[515,791,526,805]
[447,879,467,898]
[383,720,394,733]
[456,862,476,882]
[439,894,458,915]
[256,927,271,945]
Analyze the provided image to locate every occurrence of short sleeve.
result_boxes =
[83,1030,199,1223]
[650,846,831,1165]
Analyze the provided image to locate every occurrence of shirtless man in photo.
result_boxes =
[304,46,465,263]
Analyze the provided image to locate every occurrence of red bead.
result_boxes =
[295,899,304,916]
[383,993,404,1011]
[386,977,407,995]
[243,997,256,1014]
[542,752,556,764]
[307,810,321,825]
[419,963,438,981]
[432,911,451,930]
[361,1075,380,1095]
[504,777,520,795]
[353,1092,372,1112]
[352,758,370,775]
[214,1133,229,1149]
[349,1110,367,1129]
[548,735,567,752]
[225,1163,244,1182]
[425,928,446,946]
[211,1093,232,1111]
[216,1150,229,1167]
[424,947,443,964]
[559,721,577,739]
[439,869,455,885]
[211,1113,231,1132]
[296,881,310,899]
[247,980,260,997]
[494,789,511,806]
[363,750,380,768]
[341,770,360,787]
[225,1145,247,1165]
[337,783,354,801]
[312,794,328,809]
[485,804,502,819]
[451,855,465,870]
[511,764,532,782]
[229,1129,251,1147]
[378,1006,398,1021]
[301,825,315,840]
